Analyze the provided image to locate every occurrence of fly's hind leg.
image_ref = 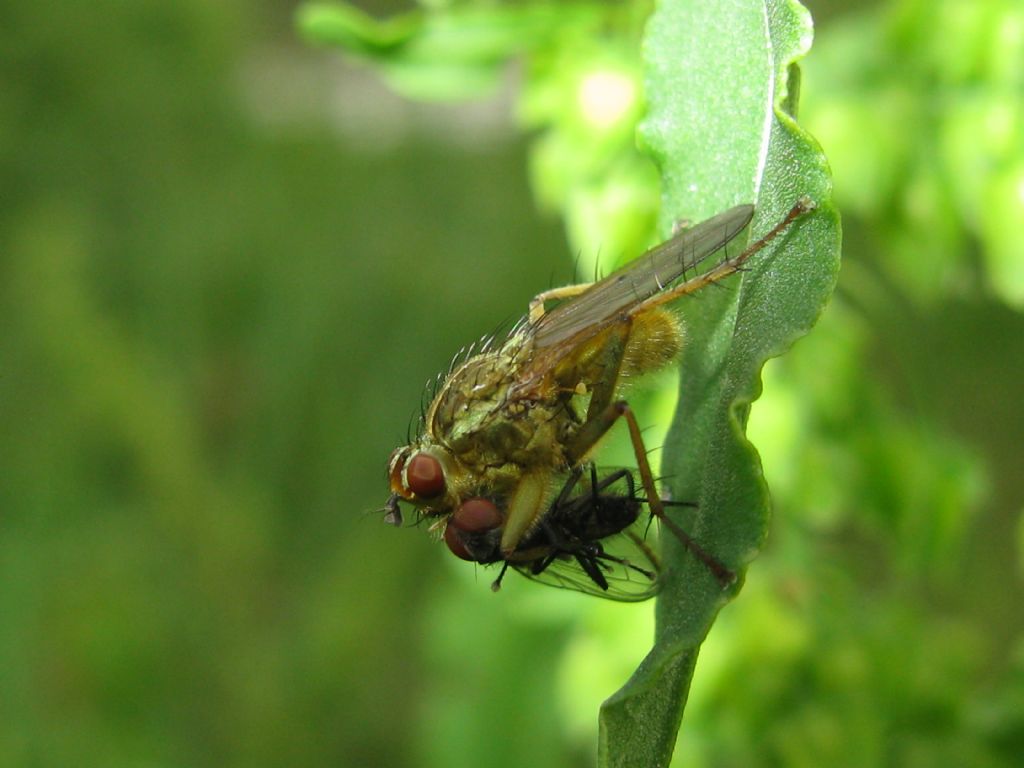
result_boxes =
[628,197,816,318]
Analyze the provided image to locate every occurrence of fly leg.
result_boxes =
[499,470,552,557]
[563,318,733,583]
[588,464,634,497]
[528,283,593,323]
[628,197,815,318]
[567,399,735,585]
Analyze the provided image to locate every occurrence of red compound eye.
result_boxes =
[452,498,503,533]
[405,453,445,499]
[444,498,503,562]
[443,524,473,561]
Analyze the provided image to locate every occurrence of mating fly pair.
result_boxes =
[385,198,815,600]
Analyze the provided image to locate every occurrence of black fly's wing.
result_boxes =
[512,517,663,602]
[530,205,754,353]
[497,466,664,601]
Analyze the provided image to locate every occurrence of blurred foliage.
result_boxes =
[300,0,660,266]
[2,1,1022,768]
[804,0,1024,306]
[1,1,566,765]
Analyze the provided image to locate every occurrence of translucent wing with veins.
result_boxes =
[512,525,662,601]
[530,204,755,352]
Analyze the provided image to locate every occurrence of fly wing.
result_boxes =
[512,528,662,602]
[531,204,754,352]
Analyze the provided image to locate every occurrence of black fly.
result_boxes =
[445,464,693,601]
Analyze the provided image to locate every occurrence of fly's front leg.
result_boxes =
[498,470,552,557]
[566,399,735,586]
[528,282,594,323]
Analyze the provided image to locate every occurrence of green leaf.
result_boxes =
[297,2,420,56]
[599,1,840,765]
[296,2,597,100]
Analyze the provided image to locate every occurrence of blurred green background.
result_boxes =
[2,1,1022,766]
